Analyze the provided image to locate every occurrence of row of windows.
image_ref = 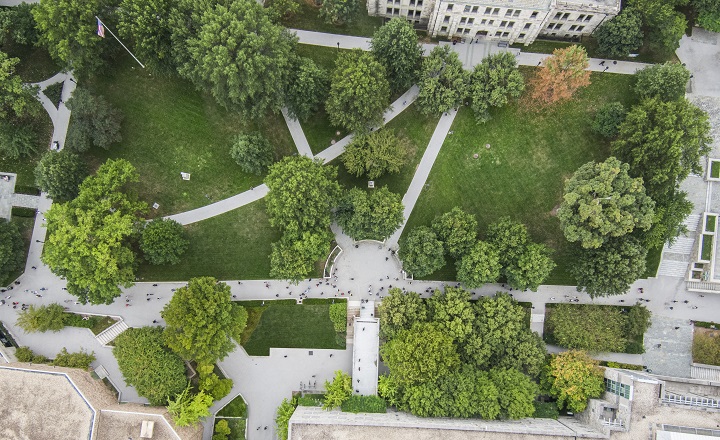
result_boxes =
[605,379,631,399]
[445,3,539,18]
[440,27,528,40]
[553,11,594,21]
[547,22,586,32]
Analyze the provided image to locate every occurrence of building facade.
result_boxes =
[366,0,621,45]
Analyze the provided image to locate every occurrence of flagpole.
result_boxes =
[95,16,145,69]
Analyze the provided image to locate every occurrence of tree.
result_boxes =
[0,219,24,284]
[335,187,404,241]
[267,0,300,22]
[635,63,691,102]
[546,304,627,352]
[572,237,647,297]
[33,0,110,73]
[525,45,591,109]
[371,18,423,92]
[65,88,123,152]
[117,0,176,71]
[594,9,644,58]
[167,386,213,427]
[489,368,538,419]
[34,151,89,202]
[612,98,712,201]
[644,188,693,250]
[213,419,232,440]
[341,129,412,180]
[323,370,352,409]
[0,51,40,159]
[0,3,38,47]
[329,303,347,333]
[543,351,604,413]
[592,102,626,139]
[197,364,233,400]
[469,52,525,123]
[416,46,469,116]
[0,120,39,160]
[229,133,274,175]
[629,0,687,51]
[694,0,720,32]
[431,207,478,259]
[506,243,556,292]
[693,332,720,366]
[399,226,445,277]
[51,348,96,369]
[428,287,475,342]
[162,277,248,364]
[141,218,189,265]
[177,0,296,118]
[265,156,341,238]
[486,217,529,268]
[326,49,390,133]
[285,57,328,122]
[113,327,188,405]
[275,398,296,440]
[319,0,358,25]
[380,322,460,385]
[16,304,67,333]
[269,230,333,282]
[456,241,501,288]
[377,288,428,339]
[558,157,655,249]
[42,159,147,305]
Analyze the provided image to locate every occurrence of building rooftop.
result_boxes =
[462,0,553,11]
[352,313,379,396]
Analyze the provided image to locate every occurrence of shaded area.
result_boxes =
[281,0,383,38]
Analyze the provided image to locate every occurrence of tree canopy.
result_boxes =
[141,218,189,265]
[371,18,423,92]
[525,45,590,109]
[431,207,478,259]
[162,277,248,364]
[117,0,176,71]
[177,0,297,118]
[416,46,469,116]
[572,237,647,297]
[542,351,604,413]
[326,49,390,133]
[319,0,359,25]
[594,8,644,58]
[628,0,687,51]
[285,56,328,122]
[34,151,89,203]
[399,226,445,277]
[592,102,626,139]
[0,219,24,284]
[469,52,524,123]
[66,88,123,152]
[323,370,352,409]
[335,187,404,241]
[42,159,147,304]
[229,132,274,175]
[558,156,654,249]
[546,304,628,352]
[456,241,501,289]
[378,288,428,339]
[113,326,188,406]
[428,287,475,342]
[0,51,41,160]
[634,62,691,102]
[16,303,67,333]
[269,230,333,282]
[0,3,39,47]
[341,129,412,180]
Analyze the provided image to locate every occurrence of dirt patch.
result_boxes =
[549,203,561,217]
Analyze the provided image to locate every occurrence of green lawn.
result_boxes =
[84,55,296,217]
[240,302,345,356]
[2,42,62,83]
[218,394,248,417]
[282,0,384,37]
[136,200,281,281]
[401,70,638,285]
[333,103,440,195]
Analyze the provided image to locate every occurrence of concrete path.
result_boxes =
[165,185,269,226]
[281,107,313,158]
[31,72,76,150]
[676,28,720,98]
[387,108,458,250]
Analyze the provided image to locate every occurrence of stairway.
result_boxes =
[95,319,129,346]
[657,215,702,278]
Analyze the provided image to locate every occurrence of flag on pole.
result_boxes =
[97,18,105,38]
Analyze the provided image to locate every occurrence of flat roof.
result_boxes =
[0,366,94,440]
[352,315,380,396]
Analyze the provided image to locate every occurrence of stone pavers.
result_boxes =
[10,193,40,209]
[642,316,694,377]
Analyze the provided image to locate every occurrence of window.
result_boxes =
[464,28,471,34]
[495,30,502,36]
[547,22,556,29]
[505,9,513,17]
[524,22,531,29]
[550,32,556,36]
[446,4,453,11]
[407,10,413,16]
[508,21,514,28]
[460,17,466,24]
[457,28,464,34]
[472,6,479,13]
[441,26,448,32]
[513,10,520,17]
[415,10,422,17]
[394,8,399,14]
[481,19,487,24]
[417,0,423,6]
[577,14,585,21]
[485,7,492,14]
[500,20,507,27]
[444,15,450,23]
[502,32,509,37]
[554,23,562,30]
[386,7,392,14]
[577,25,584,32]
[530,11,538,18]
[554,12,562,19]
[468,18,474,24]
[492,7,500,15]
[585,14,593,21]
[561,13,570,20]
[569,25,577,31]
[488,20,494,25]
[478,30,488,36]
[605,379,631,399]
[519,33,526,39]
[464,5,470,12]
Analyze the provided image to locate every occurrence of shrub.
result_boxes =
[16,303,67,333]
[229,133,274,175]
[34,150,88,202]
[340,395,387,413]
[51,348,96,369]
[329,303,347,333]
[15,346,50,363]
[297,395,323,407]
[141,218,189,265]
[275,398,297,440]
[212,419,231,440]
[592,102,626,139]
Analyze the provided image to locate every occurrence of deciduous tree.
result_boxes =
[371,18,423,92]
[525,45,591,109]
[66,88,123,152]
[16,303,67,333]
[167,386,213,427]
[177,0,297,118]
[428,287,475,342]
[594,8,644,58]
[456,241,501,288]
[694,0,720,32]
[417,46,469,116]
[399,226,445,277]
[326,49,390,133]
[42,159,147,304]
[486,217,529,268]
[34,151,89,202]
[323,370,352,409]
[162,277,248,364]
[558,157,655,249]
[431,207,478,259]
[285,57,328,122]
[634,62,691,102]
[341,129,412,180]
[0,51,40,159]
[506,243,556,292]
[229,132,274,175]
[489,368,538,419]
[319,0,358,25]
[542,351,604,413]
[469,52,525,123]
[269,230,333,282]
[629,0,687,51]
[141,218,189,265]
[0,3,38,47]
[117,0,176,71]
[592,102,626,139]
[572,237,647,297]
[113,327,188,405]
[377,288,428,339]
[335,187,404,241]
[0,219,24,284]
[275,398,296,440]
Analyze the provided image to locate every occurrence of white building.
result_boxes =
[366,0,621,45]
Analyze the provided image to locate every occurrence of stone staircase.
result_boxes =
[691,364,720,382]
[95,319,129,346]
[346,303,361,343]
[687,281,720,293]
[657,214,702,277]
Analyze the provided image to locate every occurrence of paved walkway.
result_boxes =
[281,107,313,158]
[31,72,76,151]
